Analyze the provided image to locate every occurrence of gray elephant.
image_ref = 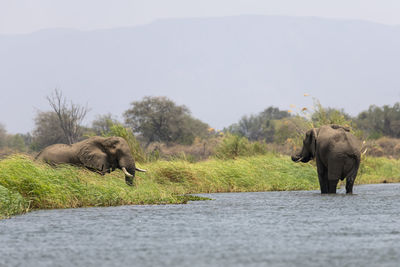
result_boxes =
[291,125,361,194]
[35,136,146,186]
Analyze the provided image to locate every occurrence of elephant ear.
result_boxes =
[77,141,109,172]
[305,128,318,158]
[102,137,120,150]
[310,128,318,157]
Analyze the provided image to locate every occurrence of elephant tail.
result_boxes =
[34,150,44,160]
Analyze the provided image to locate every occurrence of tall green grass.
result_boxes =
[1,153,399,219]
[0,185,28,219]
[0,155,195,219]
[146,154,318,193]
[357,156,400,184]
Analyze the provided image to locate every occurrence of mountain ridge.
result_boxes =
[1,15,399,133]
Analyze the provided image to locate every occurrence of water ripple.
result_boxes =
[1,183,400,267]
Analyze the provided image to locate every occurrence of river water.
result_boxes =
[1,183,400,267]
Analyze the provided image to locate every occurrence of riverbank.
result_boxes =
[1,154,400,219]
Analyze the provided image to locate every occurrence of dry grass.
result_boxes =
[146,137,222,162]
[0,148,20,160]
[364,137,400,159]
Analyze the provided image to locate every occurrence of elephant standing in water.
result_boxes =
[291,125,361,194]
[36,136,146,186]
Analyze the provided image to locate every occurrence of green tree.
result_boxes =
[124,96,209,146]
[356,103,400,138]
[274,117,309,145]
[7,134,26,152]
[311,101,352,128]
[0,124,31,152]
[226,107,291,142]
[91,114,121,136]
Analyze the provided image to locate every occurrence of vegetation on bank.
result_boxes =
[1,95,399,219]
[1,153,400,219]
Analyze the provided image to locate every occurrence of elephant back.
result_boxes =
[35,143,76,164]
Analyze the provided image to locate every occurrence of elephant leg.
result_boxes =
[328,179,339,194]
[346,178,355,194]
[345,159,360,194]
[317,160,328,194]
[319,172,329,194]
[327,171,340,194]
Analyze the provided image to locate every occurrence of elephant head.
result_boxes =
[291,128,318,163]
[78,136,145,186]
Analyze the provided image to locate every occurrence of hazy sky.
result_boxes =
[1,0,400,133]
[1,0,400,34]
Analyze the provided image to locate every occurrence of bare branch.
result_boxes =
[47,89,90,144]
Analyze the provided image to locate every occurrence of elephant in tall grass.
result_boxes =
[291,125,361,194]
[36,136,146,186]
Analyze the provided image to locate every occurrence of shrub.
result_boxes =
[214,134,268,159]
[146,137,219,162]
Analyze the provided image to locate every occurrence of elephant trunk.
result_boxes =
[291,145,312,163]
[124,166,136,186]
[118,157,136,186]
[291,148,303,162]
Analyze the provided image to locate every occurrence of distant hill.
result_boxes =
[1,15,399,133]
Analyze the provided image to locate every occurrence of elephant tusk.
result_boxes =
[122,167,134,178]
[295,157,304,163]
[135,167,147,172]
